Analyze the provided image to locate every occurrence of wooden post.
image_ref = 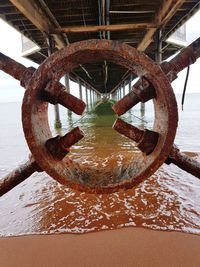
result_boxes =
[47,35,62,129]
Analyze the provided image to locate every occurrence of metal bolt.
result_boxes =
[45,127,84,160]
[113,118,159,154]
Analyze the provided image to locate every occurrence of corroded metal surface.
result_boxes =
[0,52,27,81]
[113,78,156,116]
[22,39,178,193]
[42,81,85,115]
[1,38,200,194]
[166,146,200,179]
[0,53,86,115]
[46,127,84,160]
[113,37,200,115]
[0,156,42,197]
[113,118,159,155]
[162,37,200,81]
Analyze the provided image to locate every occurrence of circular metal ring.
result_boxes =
[22,39,178,193]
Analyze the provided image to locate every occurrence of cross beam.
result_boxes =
[137,0,185,51]
[52,22,156,34]
[9,0,64,48]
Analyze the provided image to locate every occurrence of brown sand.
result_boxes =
[1,228,200,267]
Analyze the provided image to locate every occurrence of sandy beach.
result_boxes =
[1,227,200,267]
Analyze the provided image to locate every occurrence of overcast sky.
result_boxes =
[0,10,200,102]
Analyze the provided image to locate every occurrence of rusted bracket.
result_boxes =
[112,37,200,181]
[0,38,198,194]
[113,119,200,180]
[46,127,84,160]
[0,156,42,197]
[112,37,200,115]
[0,52,86,115]
[0,52,85,196]
[166,146,200,179]
[0,39,178,193]
[113,118,159,155]
[0,126,84,197]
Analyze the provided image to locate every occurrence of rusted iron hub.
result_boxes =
[22,39,178,193]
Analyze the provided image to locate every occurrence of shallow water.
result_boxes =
[0,94,200,236]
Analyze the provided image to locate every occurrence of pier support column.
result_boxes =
[97,93,101,101]
[47,35,62,129]
[129,75,132,92]
[155,28,162,64]
[65,74,72,116]
[90,88,92,106]
[92,90,94,103]
[140,103,145,117]
[123,81,126,97]
[85,83,89,108]
[119,85,122,99]
[117,88,120,100]
[79,79,83,100]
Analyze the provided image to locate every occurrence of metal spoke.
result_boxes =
[46,127,84,160]
[113,118,159,155]
[0,157,42,197]
[42,81,86,115]
[112,77,156,116]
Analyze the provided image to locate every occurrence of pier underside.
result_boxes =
[0,0,199,93]
[0,1,200,194]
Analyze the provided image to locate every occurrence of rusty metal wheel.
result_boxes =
[22,39,178,193]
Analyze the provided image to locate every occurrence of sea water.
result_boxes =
[0,93,199,236]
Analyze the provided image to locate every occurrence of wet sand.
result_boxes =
[1,227,200,267]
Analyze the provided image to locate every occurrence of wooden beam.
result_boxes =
[9,0,64,48]
[137,0,185,51]
[53,22,156,34]
[9,0,51,32]
[137,28,156,51]
[109,10,154,14]
[8,1,97,86]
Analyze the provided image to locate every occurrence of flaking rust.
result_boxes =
[113,37,200,116]
[46,127,84,160]
[0,53,86,115]
[0,38,199,195]
[20,39,178,193]
[0,156,42,197]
